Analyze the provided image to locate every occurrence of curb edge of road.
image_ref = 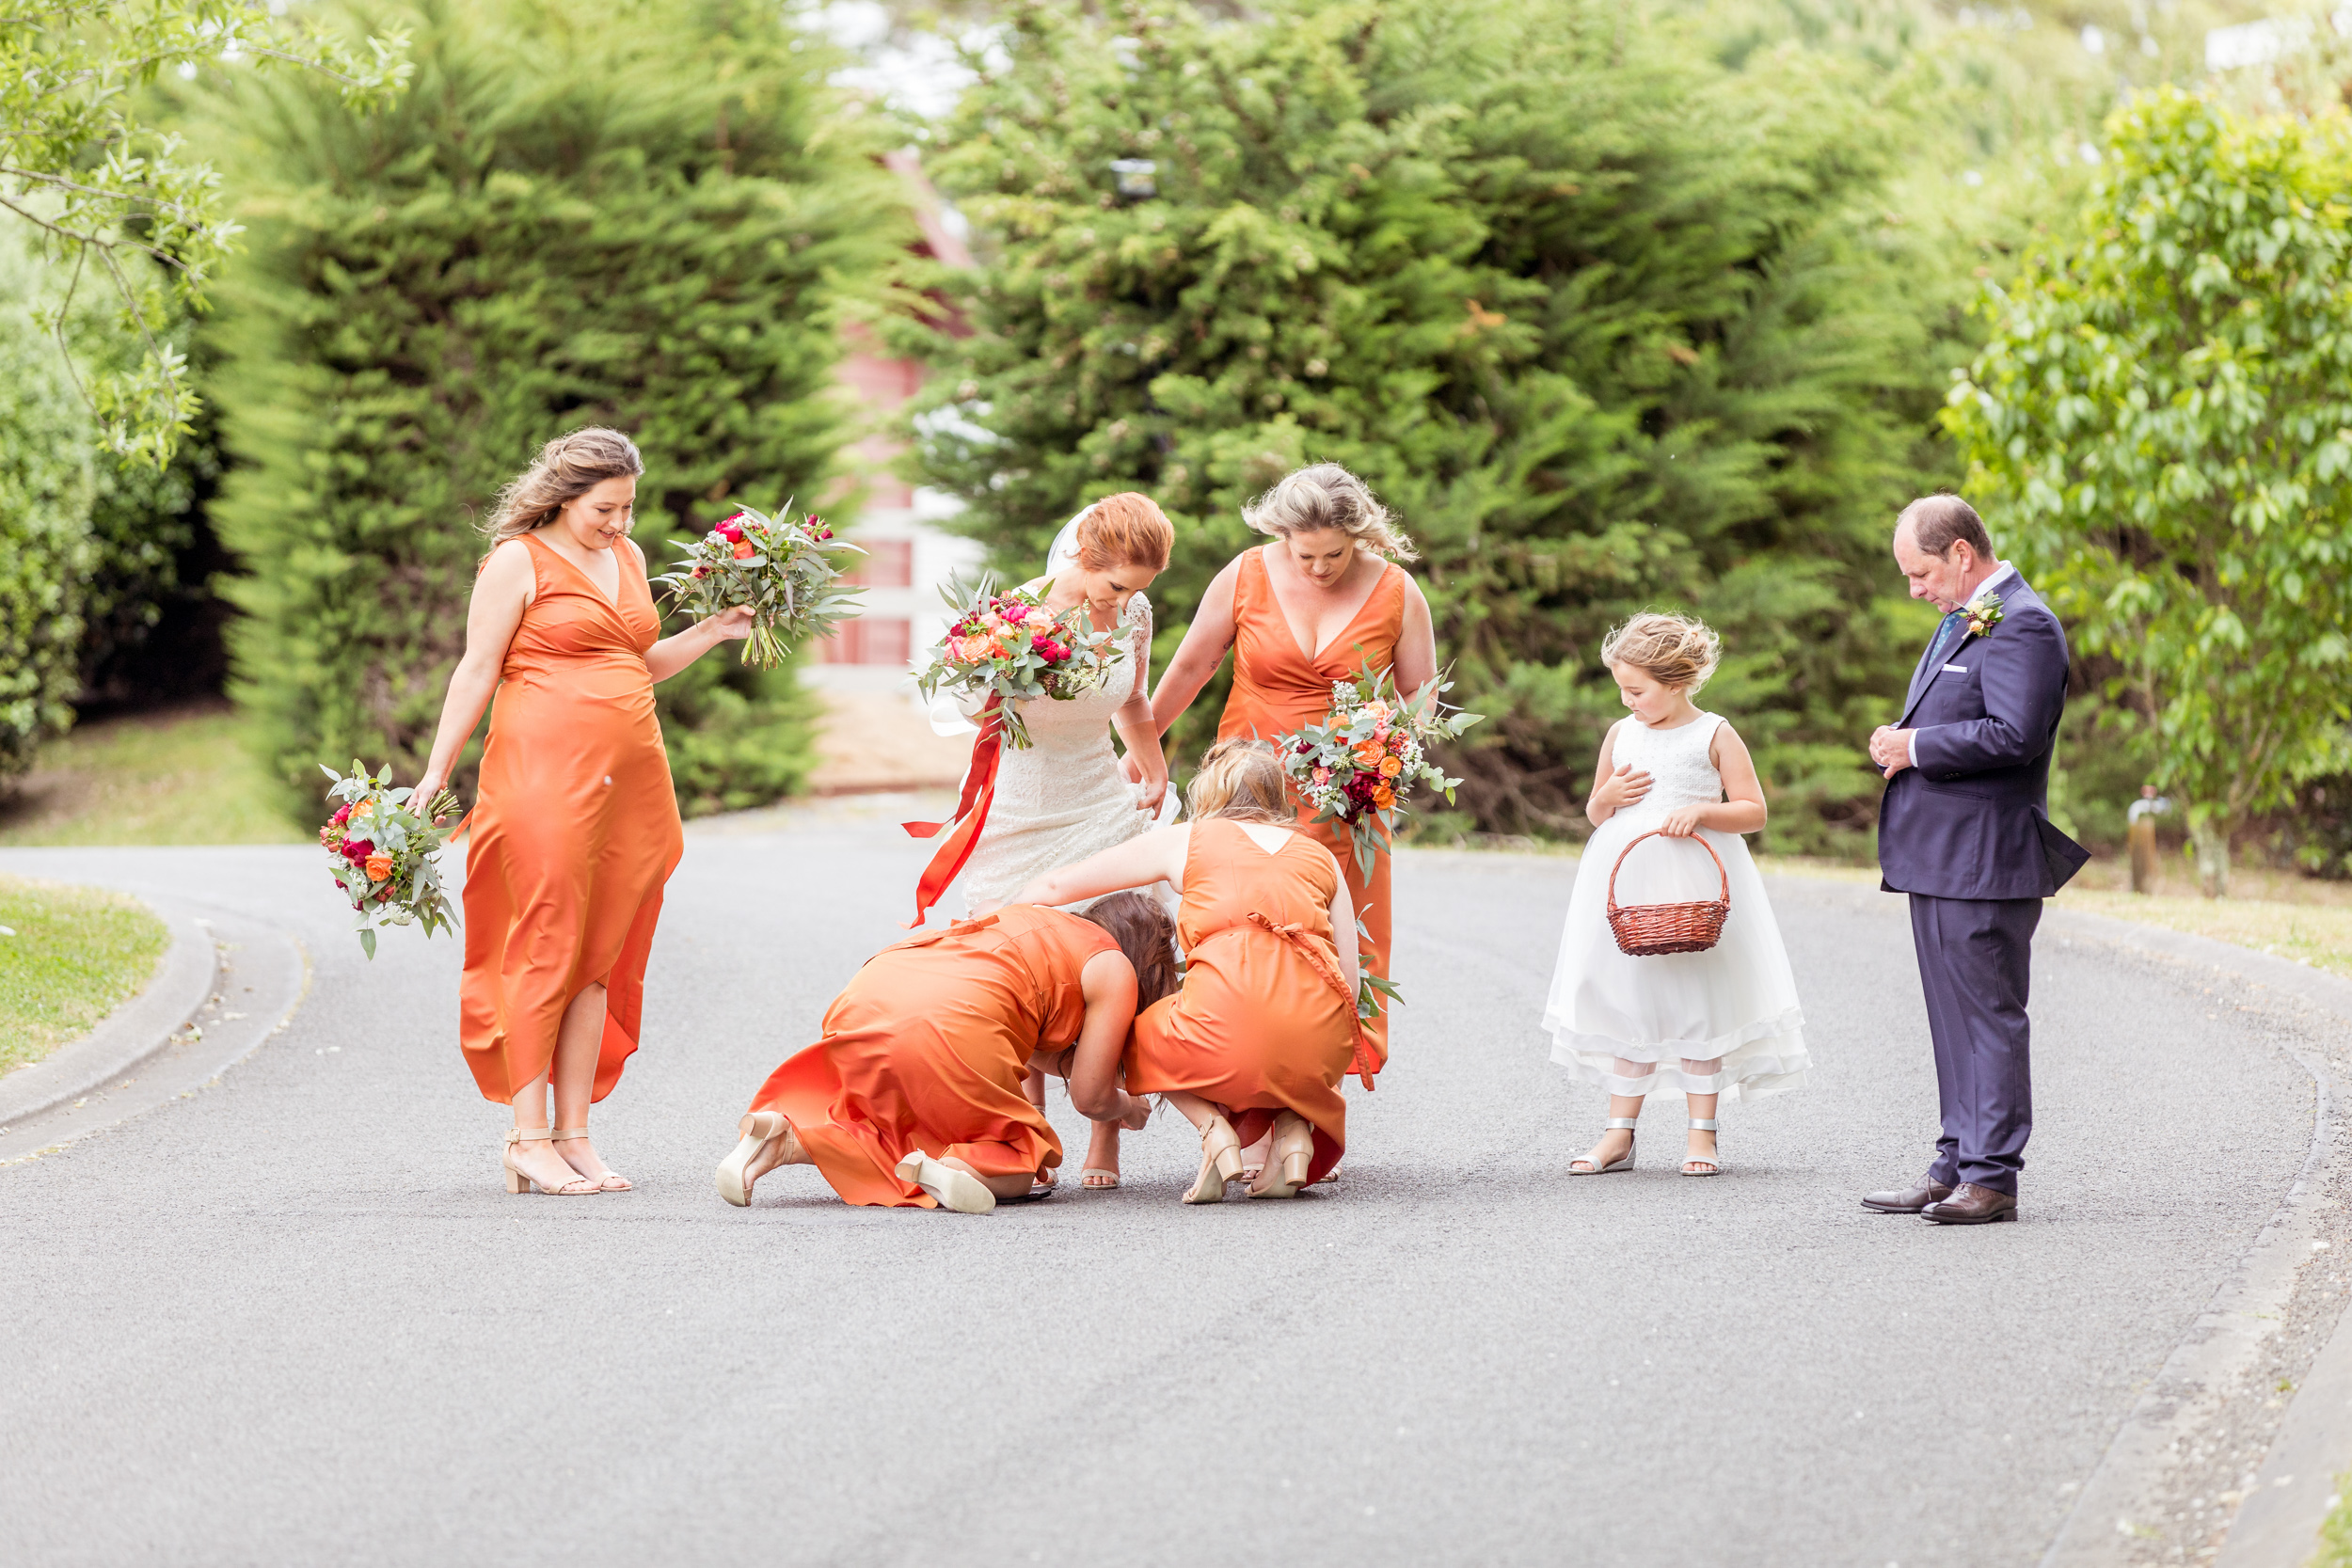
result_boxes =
[2037,906,2352,1568]
[0,897,218,1131]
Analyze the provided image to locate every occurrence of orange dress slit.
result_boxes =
[1218,546,1406,1071]
[746,906,1117,1208]
[1124,819,1361,1182]
[458,532,683,1104]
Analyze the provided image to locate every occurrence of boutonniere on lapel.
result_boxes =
[1962,592,2005,641]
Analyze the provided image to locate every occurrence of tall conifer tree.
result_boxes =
[203,0,902,816]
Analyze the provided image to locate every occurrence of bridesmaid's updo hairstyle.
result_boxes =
[482,427,645,548]
[1243,463,1418,562]
[1075,891,1181,1010]
[1075,493,1174,573]
[1187,738,1293,827]
[1600,612,1722,693]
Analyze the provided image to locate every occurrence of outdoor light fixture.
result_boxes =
[1109,159,1158,200]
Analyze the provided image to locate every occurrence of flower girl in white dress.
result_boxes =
[1544,613,1808,1178]
[927,493,1179,1188]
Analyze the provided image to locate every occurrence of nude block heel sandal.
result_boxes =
[1569,1117,1640,1175]
[503,1127,599,1196]
[1184,1116,1244,1204]
[1249,1111,1316,1199]
[1682,1117,1724,1177]
[552,1127,630,1192]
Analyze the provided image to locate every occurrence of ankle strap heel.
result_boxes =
[1683,1118,1724,1178]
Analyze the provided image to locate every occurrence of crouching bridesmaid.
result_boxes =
[713,893,1178,1214]
[1012,740,1368,1204]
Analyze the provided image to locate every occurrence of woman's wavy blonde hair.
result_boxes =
[1242,463,1417,562]
[1600,611,1722,692]
[1186,738,1294,827]
[482,427,644,547]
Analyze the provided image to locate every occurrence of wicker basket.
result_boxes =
[1605,830,1731,957]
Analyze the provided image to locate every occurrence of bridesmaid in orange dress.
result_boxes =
[1145,464,1435,1079]
[711,894,1177,1214]
[1014,741,1368,1203]
[414,429,755,1197]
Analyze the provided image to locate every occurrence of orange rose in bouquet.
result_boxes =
[318,761,465,959]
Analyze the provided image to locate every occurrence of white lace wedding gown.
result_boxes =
[939,567,1175,913]
[1542,712,1809,1101]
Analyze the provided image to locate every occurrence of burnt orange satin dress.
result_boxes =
[746,905,1117,1208]
[1219,546,1407,1070]
[458,532,683,1104]
[1124,819,1361,1183]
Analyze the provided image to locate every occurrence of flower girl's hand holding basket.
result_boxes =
[1605,831,1730,957]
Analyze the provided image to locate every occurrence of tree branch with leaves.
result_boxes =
[1947,87,2352,896]
[0,1,410,468]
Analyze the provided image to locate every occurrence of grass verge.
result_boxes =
[0,702,306,847]
[0,874,171,1076]
[2312,1474,2352,1567]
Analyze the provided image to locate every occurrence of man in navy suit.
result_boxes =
[1865,496,2089,1225]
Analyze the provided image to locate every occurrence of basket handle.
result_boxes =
[1605,829,1730,914]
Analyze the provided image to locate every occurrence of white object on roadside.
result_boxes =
[0,924,14,936]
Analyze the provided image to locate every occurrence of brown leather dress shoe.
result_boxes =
[1861,1177,1953,1213]
[1921,1183,2017,1225]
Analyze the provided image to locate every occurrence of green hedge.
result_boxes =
[199,0,901,819]
[0,234,98,784]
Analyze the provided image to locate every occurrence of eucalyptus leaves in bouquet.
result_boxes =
[653,501,863,669]
[317,762,463,958]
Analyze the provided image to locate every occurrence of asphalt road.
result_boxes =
[0,800,2325,1568]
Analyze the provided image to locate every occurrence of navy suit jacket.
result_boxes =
[1877,574,2090,901]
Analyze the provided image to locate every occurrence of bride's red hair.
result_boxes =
[1076,493,1173,572]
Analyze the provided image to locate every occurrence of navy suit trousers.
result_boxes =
[1909,893,2040,1195]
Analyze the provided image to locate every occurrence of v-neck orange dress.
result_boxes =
[458,531,683,1104]
[1124,818,1359,1182]
[1218,546,1406,1071]
[745,905,1118,1207]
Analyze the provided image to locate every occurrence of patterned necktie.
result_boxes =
[1925,610,1965,668]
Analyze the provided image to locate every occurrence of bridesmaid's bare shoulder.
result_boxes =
[479,536,538,601]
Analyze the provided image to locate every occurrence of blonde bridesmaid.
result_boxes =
[713,894,1178,1213]
[414,429,753,1196]
[1016,741,1368,1202]
[1144,464,1434,1078]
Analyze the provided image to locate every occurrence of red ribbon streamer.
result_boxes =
[900,697,1005,927]
[1244,911,1380,1091]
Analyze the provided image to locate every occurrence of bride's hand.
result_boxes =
[1136,770,1168,812]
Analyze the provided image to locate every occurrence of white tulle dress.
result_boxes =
[932,517,1178,913]
[1542,712,1808,1101]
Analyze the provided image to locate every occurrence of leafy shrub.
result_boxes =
[199,0,901,817]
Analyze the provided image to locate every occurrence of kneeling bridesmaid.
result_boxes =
[1012,740,1368,1204]
[714,894,1176,1214]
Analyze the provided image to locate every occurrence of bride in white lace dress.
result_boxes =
[929,495,1178,1187]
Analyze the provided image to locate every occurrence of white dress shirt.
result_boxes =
[1908,562,2017,768]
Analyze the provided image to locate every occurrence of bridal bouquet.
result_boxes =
[651,500,862,669]
[913,576,1126,750]
[317,762,464,959]
[1279,665,1483,878]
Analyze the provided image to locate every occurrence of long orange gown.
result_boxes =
[1219,546,1407,1070]
[1124,818,1362,1183]
[746,906,1117,1208]
[458,532,683,1104]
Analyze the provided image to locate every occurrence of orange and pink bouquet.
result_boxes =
[318,762,464,959]
[913,576,1125,749]
[1279,665,1481,879]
